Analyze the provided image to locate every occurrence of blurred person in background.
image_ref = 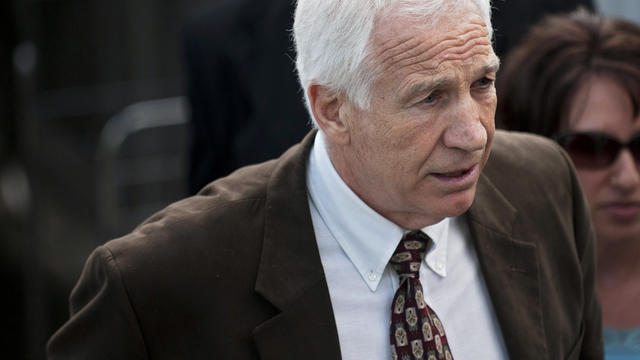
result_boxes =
[497,9,640,359]
[183,0,309,195]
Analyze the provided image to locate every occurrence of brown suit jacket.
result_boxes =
[47,130,603,359]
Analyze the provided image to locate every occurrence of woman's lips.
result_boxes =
[602,202,640,221]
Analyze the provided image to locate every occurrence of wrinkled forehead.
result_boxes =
[376,0,475,27]
[371,1,489,50]
[367,5,494,79]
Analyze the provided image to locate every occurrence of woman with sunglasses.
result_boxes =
[497,9,640,359]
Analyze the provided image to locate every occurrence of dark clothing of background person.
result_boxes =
[183,0,594,195]
[183,0,309,194]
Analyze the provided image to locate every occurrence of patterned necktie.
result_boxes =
[389,231,453,360]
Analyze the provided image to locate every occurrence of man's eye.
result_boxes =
[474,77,494,88]
[422,93,438,104]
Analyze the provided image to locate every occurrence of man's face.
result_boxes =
[332,7,499,229]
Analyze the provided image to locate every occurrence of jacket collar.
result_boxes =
[468,170,547,359]
[253,130,342,360]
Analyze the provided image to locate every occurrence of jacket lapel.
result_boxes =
[252,130,549,359]
[253,131,342,360]
[467,172,548,359]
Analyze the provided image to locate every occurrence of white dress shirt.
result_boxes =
[306,131,509,359]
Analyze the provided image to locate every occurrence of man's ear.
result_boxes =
[307,83,351,145]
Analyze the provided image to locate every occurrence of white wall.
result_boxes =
[595,0,640,24]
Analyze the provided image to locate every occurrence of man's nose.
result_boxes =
[442,97,488,152]
[610,149,640,192]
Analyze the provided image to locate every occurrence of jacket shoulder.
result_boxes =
[105,158,278,259]
[103,131,314,276]
[486,130,574,188]
[50,159,283,358]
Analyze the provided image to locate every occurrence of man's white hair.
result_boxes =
[293,0,493,124]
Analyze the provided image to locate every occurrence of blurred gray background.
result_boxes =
[2,0,211,358]
[1,0,638,359]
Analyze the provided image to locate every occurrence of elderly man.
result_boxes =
[47,0,602,359]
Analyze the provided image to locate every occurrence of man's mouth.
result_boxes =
[429,164,479,188]
[437,169,470,178]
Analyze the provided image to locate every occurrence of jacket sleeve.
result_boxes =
[46,246,148,360]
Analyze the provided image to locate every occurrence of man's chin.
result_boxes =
[440,186,477,217]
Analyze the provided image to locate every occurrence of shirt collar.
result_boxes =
[307,132,450,291]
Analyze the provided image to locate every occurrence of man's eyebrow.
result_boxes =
[399,58,501,104]
[400,76,455,104]
[481,58,501,76]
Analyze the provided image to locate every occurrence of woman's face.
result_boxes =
[566,76,640,245]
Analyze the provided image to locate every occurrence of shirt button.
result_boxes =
[368,272,378,281]
[435,263,444,271]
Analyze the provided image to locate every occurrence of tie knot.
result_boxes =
[389,231,431,278]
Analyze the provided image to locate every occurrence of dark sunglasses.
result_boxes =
[554,131,640,169]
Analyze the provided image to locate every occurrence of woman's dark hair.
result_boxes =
[496,9,640,137]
